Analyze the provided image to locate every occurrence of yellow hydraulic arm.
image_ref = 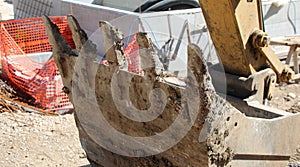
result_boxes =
[198,0,294,82]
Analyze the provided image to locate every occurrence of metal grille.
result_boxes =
[14,0,53,19]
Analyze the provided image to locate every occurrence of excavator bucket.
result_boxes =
[43,15,300,167]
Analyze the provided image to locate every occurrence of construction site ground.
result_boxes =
[0,0,300,166]
[0,111,90,167]
[0,78,90,167]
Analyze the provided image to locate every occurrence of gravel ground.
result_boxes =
[0,112,90,167]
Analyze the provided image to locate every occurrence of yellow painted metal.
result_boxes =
[259,47,295,82]
[198,0,267,77]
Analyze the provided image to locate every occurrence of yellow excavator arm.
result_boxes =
[199,0,294,82]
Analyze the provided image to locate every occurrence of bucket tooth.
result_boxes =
[136,32,163,76]
[42,16,76,58]
[99,21,128,69]
[43,15,79,102]
[67,15,88,52]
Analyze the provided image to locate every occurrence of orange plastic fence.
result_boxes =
[0,16,75,111]
[124,34,143,75]
[0,16,142,112]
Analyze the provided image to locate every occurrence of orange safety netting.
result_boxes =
[0,16,75,111]
[124,34,143,75]
[0,16,143,111]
